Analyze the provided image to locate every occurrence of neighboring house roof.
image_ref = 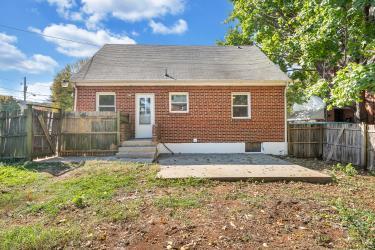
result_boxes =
[72,45,290,85]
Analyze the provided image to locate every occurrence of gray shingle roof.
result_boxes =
[72,45,289,83]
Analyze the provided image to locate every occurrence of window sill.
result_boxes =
[232,117,251,120]
[169,111,189,114]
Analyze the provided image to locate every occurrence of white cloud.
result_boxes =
[43,0,185,29]
[31,24,136,57]
[46,0,75,18]
[0,33,58,74]
[149,19,187,34]
[81,0,185,23]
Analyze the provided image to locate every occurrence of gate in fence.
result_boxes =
[288,122,375,170]
[31,106,61,159]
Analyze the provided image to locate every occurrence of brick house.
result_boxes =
[72,45,290,156]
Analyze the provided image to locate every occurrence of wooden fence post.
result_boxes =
[361,122,367,169]
[320,124,324,158]
[287,123,291,156]
[57,109,63,156]
[25,104,33,161]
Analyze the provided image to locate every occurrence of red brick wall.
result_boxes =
[75,86,286,143]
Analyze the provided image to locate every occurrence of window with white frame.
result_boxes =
[232,93,251,118]
[96,92,116,111]
[169,92,189,113]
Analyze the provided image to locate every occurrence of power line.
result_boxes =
[0,23,99,47]
[0,86,51,97]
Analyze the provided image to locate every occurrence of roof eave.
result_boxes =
[73,79,289,86]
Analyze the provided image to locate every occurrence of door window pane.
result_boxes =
[139,97,151,124]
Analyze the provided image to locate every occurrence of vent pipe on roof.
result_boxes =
[164,68,176,80]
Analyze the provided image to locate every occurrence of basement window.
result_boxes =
[232,92,251,119]
[169,92,189,113]
[96,92,116,112]
[245,142,261,152]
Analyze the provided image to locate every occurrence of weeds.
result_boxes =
[332,163,358,176]
[334,199,375,249]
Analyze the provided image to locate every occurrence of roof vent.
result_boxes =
[164,68,176,80]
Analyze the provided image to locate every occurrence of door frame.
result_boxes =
[135,93,155,139]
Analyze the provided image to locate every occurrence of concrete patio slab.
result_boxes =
[157,154,332,183]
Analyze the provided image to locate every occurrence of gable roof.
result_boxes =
[72,45,290,84]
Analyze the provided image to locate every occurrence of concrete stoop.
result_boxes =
[116,139,157,163]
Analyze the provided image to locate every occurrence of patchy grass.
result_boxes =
[154,196,200,209]
[0,224,80,250]
[0,164,44,188]
[95,200,142,223]
[0,158,374,249]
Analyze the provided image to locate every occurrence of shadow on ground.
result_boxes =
[23,162,81,176]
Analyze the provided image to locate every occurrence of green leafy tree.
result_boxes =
[222,0,375,117]
[0,95,20,112]
[51,59,87,111]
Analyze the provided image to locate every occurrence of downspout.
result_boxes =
[73,83,77,112]
[284,82,288,155]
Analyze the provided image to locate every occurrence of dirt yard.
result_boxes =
[0,157,374,249]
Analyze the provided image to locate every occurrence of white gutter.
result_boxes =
[75,79,289,87]
[284,83,288,154]
[73,84,77,111]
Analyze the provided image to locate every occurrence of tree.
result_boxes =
[0,95,20,112]
[222,0,375,116]
[50,59,87,111]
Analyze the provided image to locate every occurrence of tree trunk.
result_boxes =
[355,91,368,123]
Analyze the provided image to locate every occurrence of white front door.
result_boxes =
[135,93,155,138]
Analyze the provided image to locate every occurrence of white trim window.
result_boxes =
[169,92,189,113]
[96,92,116,111]
[232,92,251,119]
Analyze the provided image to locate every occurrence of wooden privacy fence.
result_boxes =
[0,107,126,160]
[288,122,375,170]
[0,105,60,160]
[0,109,27,159]
[60,111,121,156]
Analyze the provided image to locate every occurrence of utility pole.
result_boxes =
[23,76,27,102]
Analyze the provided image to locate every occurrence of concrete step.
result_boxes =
[118,146,156,153]
[116,151,156,159]
[121,139,155,147]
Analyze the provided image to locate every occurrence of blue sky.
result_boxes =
[0,0,233,102]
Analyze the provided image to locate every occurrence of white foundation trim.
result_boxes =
[157,142,287,155]
[262,142,287,155]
